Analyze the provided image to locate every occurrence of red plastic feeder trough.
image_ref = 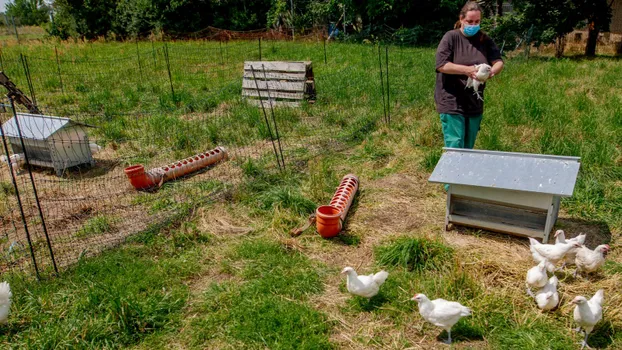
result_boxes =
[124,146,228,190]
[316,174,359,238]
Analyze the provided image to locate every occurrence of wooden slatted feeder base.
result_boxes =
[429,148,581,243]
[243,61,315,107]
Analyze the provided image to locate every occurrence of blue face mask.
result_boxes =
[463,24,480,37]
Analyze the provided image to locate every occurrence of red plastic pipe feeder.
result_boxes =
[316,174,359,238]
[124,146,228,190]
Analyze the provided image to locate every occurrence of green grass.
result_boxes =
[0,228,204,349]
[375,236,454,272]
[0,39,620,349]
[188,240,331,349]
[74,215,116,237]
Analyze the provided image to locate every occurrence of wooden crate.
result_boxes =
[243,61,315,107]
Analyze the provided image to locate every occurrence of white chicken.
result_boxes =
[534,276,559,311]
[0,153,25,175]
[529,237,581,271]
[571,289,604,349]
[341,266,388,299]
[411,293,472,344]
[554,230,587,268]
[0,281,12,324]
[89,143,102,154]
[525,259,549,297]
[465,63,492,101]
[574,244,609,278]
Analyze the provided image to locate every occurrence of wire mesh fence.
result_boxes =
[0,37,419,279]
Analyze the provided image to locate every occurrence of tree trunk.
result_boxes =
[585,21,599,56]
[555,36,566,58]
[497,0,504,16]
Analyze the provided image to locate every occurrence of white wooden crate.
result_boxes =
[242,61,315,107]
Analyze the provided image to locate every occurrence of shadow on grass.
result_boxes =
[555,218,612,248]
[350,292,389,312]
[451,217,611,248]
[585,320,617,349]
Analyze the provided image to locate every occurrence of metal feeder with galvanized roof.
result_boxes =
[428,148,581,243]
[2,113,96,176]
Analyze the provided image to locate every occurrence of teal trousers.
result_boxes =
[440,113,482,191]
[439,113,483,149]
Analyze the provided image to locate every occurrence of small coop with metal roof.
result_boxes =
[429,148,581,243]
[1,113,95,176]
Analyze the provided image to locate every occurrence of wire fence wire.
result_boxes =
[0,38,408,279]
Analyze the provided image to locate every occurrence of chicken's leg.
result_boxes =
[579,332,591,349]
[442,329,452,345]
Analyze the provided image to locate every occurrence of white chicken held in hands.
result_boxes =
[341,266,388,299]
[571,289,604,349]
[411,293,471,345]
[465,63,492,101]
[525,260,549,297]
[574,245,609,278]
[0,281,12,324]
[534,276,559,311]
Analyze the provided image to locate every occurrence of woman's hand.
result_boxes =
[464,65,479,80]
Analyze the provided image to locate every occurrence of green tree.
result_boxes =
[6,0,50,26]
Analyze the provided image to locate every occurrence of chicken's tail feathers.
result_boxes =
[528,237,540,246]
[372,270,389,286]
[591,289,604,306]
[0,282,12,301]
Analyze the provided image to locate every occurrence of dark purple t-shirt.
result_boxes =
[435,29,502,116]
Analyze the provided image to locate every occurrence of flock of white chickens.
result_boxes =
[342,229,610,348]
[0,235,609,347]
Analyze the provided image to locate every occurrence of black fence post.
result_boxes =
[163,42,175,102]
[385,46,390,125]
[250,65,281,171]
[11,16,19,44]
[19,54,37,109]
[9,99,58,275]
[262,64,285,169]
[323,39,327,64]
[378,45,387,124]
[0,103,40,279]
[54,47,64,94]
[151,38,157,67]
[135,38,143,81]
[258,38,262,61]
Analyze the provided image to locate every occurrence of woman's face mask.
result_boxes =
[461,10,481,37]
[463,24,480,37]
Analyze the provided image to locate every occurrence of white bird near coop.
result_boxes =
[534,276,559,311]
[571,289,604,350]
[465,63,492,101]
[525,259,549,297]
[555,230,587,269]
[89,143,102,154]
[0,281,12,324]
[341,266,388,299]
[574,244,609,278]
[0,153,25,174]
[529,237,581,271]
[411,293,472,345]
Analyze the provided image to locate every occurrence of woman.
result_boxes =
[435,1,504,150]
